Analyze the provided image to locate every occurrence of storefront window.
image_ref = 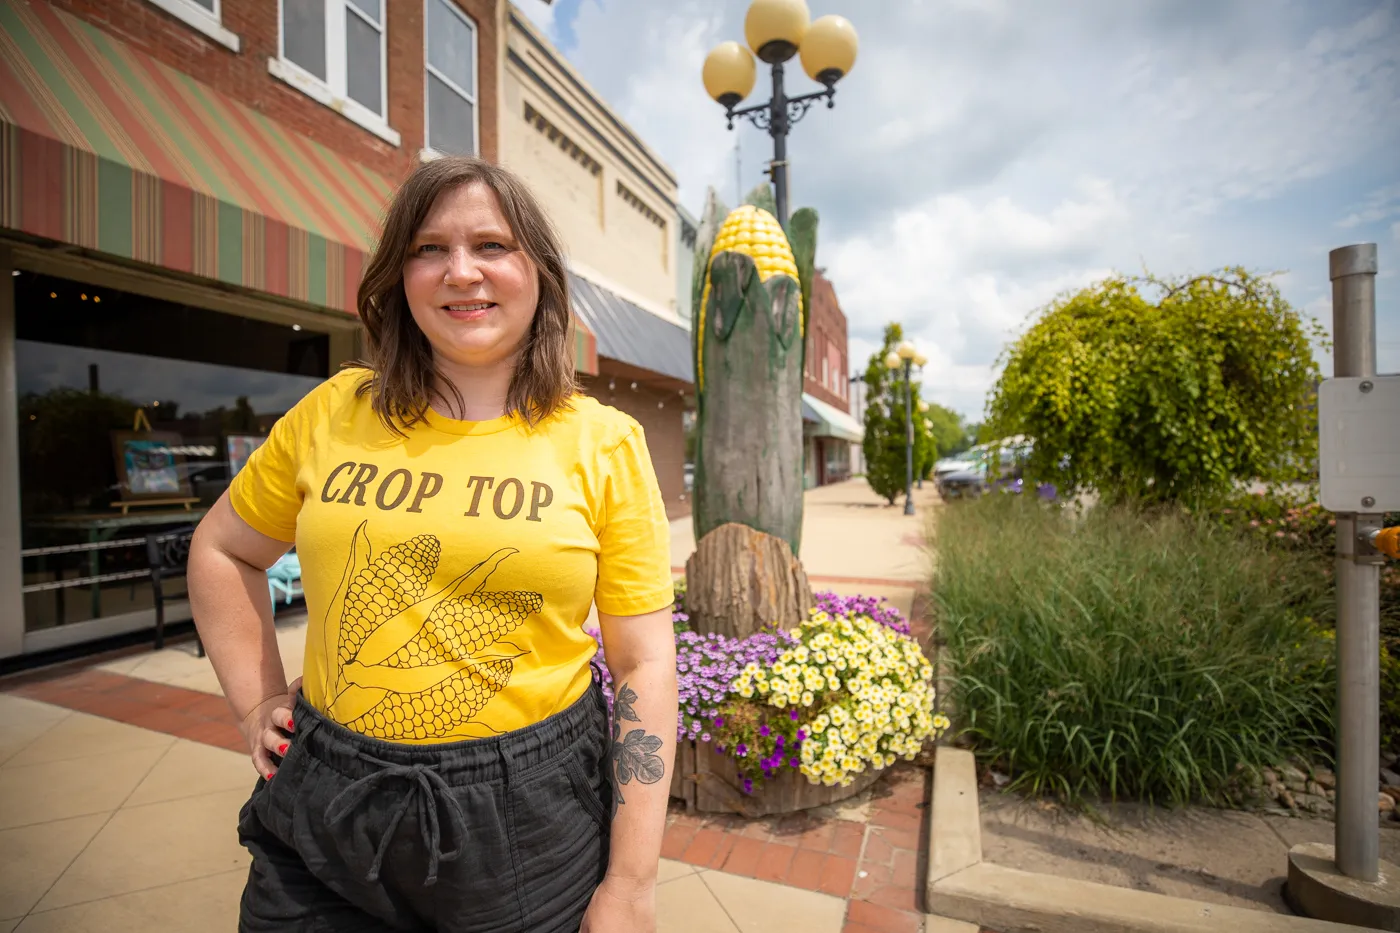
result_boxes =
[824,438,849,483]
[14,272,328,634]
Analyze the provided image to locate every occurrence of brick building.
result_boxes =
[800,269,862,487]
[0,0,691,661]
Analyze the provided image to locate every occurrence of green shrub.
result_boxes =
[933,494,1334,804]
[985,270,1323,503]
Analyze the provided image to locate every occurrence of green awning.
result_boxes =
[802,393,862,443]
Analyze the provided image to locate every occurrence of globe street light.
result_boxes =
[702,0,859,225]
[886,343,923,515]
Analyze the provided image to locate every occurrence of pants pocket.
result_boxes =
[565,753,611,829]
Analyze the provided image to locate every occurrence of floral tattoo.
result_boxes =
[610,683,665,815]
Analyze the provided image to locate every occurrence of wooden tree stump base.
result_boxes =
[668,739,883,817]
[684,523,814,640]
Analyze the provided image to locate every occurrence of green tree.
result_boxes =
[923,403,967,461]
[987,268,1324,502]
[863,324,921,505]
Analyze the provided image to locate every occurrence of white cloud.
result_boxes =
[826,181,1127,416]
[515,0,557,37]
[1340,184,1400,228]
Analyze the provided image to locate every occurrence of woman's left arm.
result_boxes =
[582,604,677,932]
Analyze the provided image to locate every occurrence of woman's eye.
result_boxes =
[416,243,444,254]
[480,242,506,252]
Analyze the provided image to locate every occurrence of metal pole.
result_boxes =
[1330,243,1380,882]
[903,361,914,516]
[769,61,789,228]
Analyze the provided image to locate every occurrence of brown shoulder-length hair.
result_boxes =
[353,156,577,434]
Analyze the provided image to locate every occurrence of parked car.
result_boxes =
[936,437,1057,501]
[936,463,987,499]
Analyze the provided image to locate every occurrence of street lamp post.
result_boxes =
[702,0,859,226]
[885,342,926,516]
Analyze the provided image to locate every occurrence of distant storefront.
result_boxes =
[802,393,863,489]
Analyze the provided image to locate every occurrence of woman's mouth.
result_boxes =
[443,301,495,321]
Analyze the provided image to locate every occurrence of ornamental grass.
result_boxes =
[933,493,1335,805]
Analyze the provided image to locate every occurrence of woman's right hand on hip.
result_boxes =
[240,676,301,780]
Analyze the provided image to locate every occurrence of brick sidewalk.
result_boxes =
[660,767,932,932]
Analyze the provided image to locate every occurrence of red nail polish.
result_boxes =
[287,718,295,730]
[278,743,288,755]
[266,772,275,780]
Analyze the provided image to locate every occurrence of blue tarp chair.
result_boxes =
[267,552,303,615]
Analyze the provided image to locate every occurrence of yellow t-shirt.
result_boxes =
[228,368,673,743]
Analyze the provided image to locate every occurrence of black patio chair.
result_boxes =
[146,526,199,655]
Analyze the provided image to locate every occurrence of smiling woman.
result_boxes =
[356,158,579,432]
[188,156,678,932]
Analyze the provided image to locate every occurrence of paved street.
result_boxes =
[0,479,943,932]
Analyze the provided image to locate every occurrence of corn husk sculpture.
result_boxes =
[685,185,818,638]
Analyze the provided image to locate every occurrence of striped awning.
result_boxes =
[0,0,598,373]
[0,0,393,313]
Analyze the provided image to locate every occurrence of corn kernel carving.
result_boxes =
[691,186,818,556]
[322,521,541,740]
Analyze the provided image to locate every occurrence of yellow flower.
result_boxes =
[801,691,815,706]
[932,714,951,731]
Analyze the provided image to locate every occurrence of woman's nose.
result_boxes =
[443,246,484,286]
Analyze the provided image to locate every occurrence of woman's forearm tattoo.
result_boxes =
[609,682,665,815]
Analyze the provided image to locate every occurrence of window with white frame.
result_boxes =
[425,0,479,156]
[143,0,240,51]
[274,0,393,141]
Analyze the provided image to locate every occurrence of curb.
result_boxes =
[923,746,1363,933]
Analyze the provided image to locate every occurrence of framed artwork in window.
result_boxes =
[226,434,268,478]
[111,431,192,499]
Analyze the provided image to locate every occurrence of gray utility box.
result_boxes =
[1317,375,1400,513]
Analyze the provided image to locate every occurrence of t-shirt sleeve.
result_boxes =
[227,404,306,543]
[594,425,674,617]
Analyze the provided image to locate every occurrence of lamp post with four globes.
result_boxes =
[701,0,858,226]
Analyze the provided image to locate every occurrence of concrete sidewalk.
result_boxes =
[673,478,938,586]
[1,479,946,932]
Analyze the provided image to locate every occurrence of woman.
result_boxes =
[189,156,677,933]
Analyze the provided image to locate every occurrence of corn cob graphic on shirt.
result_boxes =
[322,521,542,740]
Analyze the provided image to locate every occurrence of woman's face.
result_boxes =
[402,182,540,373]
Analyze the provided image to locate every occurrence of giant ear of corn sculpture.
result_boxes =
[691,186,818,557]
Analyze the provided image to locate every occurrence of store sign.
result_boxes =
[1318,375,1400,513]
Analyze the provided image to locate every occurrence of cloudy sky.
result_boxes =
[520,0,1400,420]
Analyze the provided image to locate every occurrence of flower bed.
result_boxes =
[589,584,943,810]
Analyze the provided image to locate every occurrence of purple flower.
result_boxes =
[813,590,911,635]
[789,710,800,721]
[775,734,784,748]
[790,758,800,767]
[796,729,806,742]
[736,743,748,757]
[742,778,754,793]
[713,717,724,727]
[700,732,711,742]
[759,724,770,737]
